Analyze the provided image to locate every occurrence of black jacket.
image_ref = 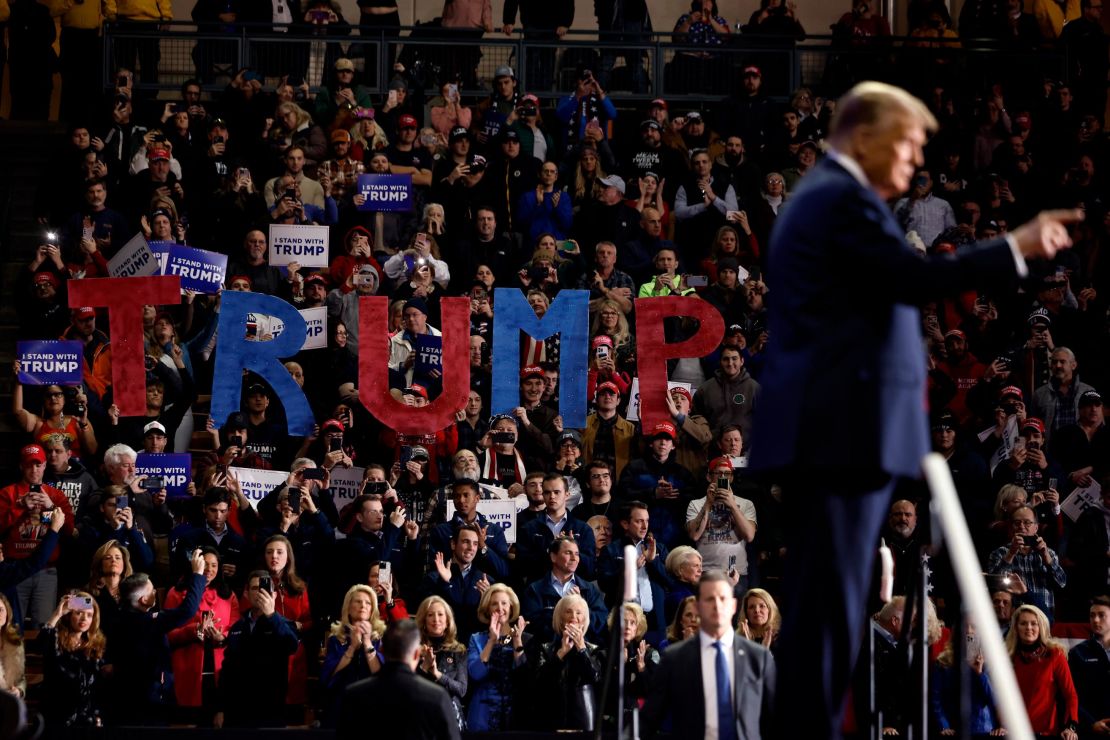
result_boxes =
[338,662,462,740]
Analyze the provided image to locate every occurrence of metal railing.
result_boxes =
[102,23,1066,104]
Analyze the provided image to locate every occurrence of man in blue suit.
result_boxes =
[749,81,1079,740]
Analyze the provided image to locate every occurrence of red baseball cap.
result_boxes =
[708,455,733,471]
[669,386,693,403]
[1021,417,1045,434]
[398,114,418,129]
[999,385,1024,401]
[321,418,345,433]
[520,366,545,380]
[72,307,96,320]
[944,329,966,340]
[149,148,171,161]
[595,381,620,397]
[402,384,428,399]
[650,421,677,440]
[21,445,46,464]
[33,272,59,288]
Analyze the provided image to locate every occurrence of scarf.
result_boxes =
[480,448,527,483]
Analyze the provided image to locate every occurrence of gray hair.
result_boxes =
[290,458,315,473]
[103,444,137,467]
[120,573,152,608]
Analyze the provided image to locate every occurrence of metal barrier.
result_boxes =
[102,23,1065,104]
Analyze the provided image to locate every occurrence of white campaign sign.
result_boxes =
[229,467,289,509]
[266,307,328,350]
[446,499,519,544]
[626,379,692,422]
[1061,480,1103,522]
[328,466,365,505]
[268,224,330,267]
[107,233,160,278]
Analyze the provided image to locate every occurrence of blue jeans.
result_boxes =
[16,567,58,628]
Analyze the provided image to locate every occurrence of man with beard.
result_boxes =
[626,119,687,201]
[713,134,763,207]
[226,230,286,297]
[877,500,923,600]
[937,329,987,424]
[61,178,129,267]
[622,206,676,284]
[383,114,433,187]
[1032,347,1097,442]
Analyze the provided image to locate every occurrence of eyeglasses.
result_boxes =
[590,472,611,479]
[1011,518,1037,529]
[767,178,784,185]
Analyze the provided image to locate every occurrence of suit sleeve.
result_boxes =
[641,646,673,738]
[760,646,777,740]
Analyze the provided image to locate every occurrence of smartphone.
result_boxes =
[258,575,273,593]
[378,560,392,583]
[67,594,95,611]
[596,345,610,360]
[45,231,58,245]
[717,477,730,491]
[387,89,398,107]
[1048,477,1058,490]
[365,480,388,495]
[966,632,983,662]
[288,488,301,514]
[687,275,709,288]
[558,240,575,253]
[140,476,165,490]
[40,510,53,524]
[1022,535,1039,547]
[237,167,250,179]
[117,74,128,88]
[116,494,130,510]
[491,431,515,444]
[310,9,328,21]
[749,266,762,282]
[415,232,429,249]
[283,188,297,201]
[329,436,343,453]
[983,573,1013,592]
[447,83,458,101]
[727,554,737,574]
[399,445,414,465]
[302,467,326,480]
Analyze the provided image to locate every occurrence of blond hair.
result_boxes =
[829,81,938,143]
[330,584,387,644]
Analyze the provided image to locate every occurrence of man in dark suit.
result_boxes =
[337,619,461,740]
[749,80,1079,739]
[643,570,775,740]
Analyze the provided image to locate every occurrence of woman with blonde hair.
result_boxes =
[1005,604,1079,740]
[269,102,327,169]
[603,601,657,726]
[415,595,468,731]
[0,594,26,699]
[86,538,134,640]
[535,594,605,731]
[590,299,636,372]
[320,584,385,724]
[39,592,107,727]
[930,621,1002,736]
[739,588,781,648]
[467,583,528,731]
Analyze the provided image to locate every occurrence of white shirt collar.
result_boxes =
[699,628,736,651]
[826,147,870,189]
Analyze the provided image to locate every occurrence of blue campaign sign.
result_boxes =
[17,340,84,385]
[164,245,228,294]
[135,453,192,497]
[414,334,443,377]
[356,173,413,212]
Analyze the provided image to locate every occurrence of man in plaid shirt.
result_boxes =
[988,504,1067,620]
[318,130,365,208]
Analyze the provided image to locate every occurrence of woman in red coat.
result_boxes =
[165,546,238,724]
[1006,604,1079,740]
[245,535,313,717]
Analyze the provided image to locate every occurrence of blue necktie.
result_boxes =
[715,641,737,740]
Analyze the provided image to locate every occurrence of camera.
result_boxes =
[1022,534,1039,547]
[1003,402,1019,415]
[529,265,549,281]
[365,480,388,495]
[519,105,537,117]
[141,476,165,490]
[491,430,516,444]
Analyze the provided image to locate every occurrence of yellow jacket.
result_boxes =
[115,0,170,21]
[44,0,115,29]
[1026,0,1079,40]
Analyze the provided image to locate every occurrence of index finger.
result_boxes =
[1040,208,1085,224]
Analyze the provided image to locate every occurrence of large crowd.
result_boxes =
[2,0,1110,735]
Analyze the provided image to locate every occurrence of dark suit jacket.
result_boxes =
[337,662,462,740]
[642,634,776,740]
[751,158,1020,479]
